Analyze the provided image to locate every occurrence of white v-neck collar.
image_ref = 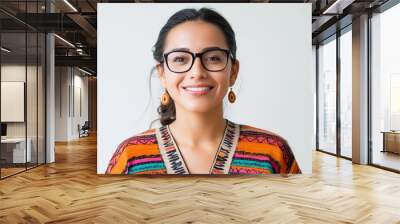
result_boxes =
[155,119,240,175]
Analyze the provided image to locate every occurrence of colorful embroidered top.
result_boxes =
[106,120,301,175]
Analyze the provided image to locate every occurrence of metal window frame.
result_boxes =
[315,24,353,162]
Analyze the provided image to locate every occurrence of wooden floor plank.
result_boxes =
[0,135,399,223]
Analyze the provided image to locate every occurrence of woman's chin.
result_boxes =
[180,102,218,113]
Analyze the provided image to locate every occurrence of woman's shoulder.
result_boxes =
[119,128,158,147]
[237,123,301,173]
[105,128,161,174]
[239,124,289,147]
[114,128,160,156]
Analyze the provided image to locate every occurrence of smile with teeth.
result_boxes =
[183,86,213,95]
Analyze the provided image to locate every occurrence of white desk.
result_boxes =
[1,138,31,163]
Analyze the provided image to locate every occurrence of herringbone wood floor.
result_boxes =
[0,135,399,224]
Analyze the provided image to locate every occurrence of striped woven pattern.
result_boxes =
[106,129,167,175]
[230,125,301,174]
[106,123,301,175]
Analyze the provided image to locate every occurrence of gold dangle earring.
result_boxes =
[228,87,236,103]
[161,89,171,106]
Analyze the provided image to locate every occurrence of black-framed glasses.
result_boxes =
[162,48,232,73]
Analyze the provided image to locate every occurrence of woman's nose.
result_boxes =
[189,57,207,79]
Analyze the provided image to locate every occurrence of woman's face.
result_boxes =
[157,20,239,114]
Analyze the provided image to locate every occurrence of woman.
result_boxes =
[106,7,301,175]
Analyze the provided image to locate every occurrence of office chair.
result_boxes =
[79,121,90,138]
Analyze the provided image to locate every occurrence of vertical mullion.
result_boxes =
[336,31,341,157]
[72,69,74,118]
[316,45,320,150]
[367,11,373,165]
[69,70,71,118]
[25,0,28,171]
[60,67,61,117]
[36,0,39,167]
[44,0,47,164]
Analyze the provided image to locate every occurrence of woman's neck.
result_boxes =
[168,105,227,149]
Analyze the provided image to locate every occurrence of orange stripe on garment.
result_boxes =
[289,160,301,174]
[237,141,283,161]
[109,144,160,174]
[236,141,287,173]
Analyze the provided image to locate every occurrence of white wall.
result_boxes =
[98,3,313,174]
[72,72,89,138]
[1,82,24,122]
[1,65,26,128]
[55,67,89,141]
[312,45,317,143]
[1,65,39,138]
[1,63,46,163]
[55,66,69,141]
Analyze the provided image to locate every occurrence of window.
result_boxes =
[318,37,337,154]
[339,29,352,158]
[371,3,400,171]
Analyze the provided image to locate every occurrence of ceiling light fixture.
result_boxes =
[78,67,93,76]
[54,34,75,48]
[322,0,355,15]
[1,47,11,53]
[322,0,341,14]
[63,0,78,12]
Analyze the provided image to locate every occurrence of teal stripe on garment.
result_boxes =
[231,159,274,171]
[128,162,166,173]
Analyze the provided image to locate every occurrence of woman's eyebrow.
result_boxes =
[169,47,190,52]
[168,46,224,53]
[201,46,223,52]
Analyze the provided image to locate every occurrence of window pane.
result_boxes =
[318,37,337,154]
[371,3,400,171]
[340,29,352,158]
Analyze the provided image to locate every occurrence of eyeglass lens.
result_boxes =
[166,49,228,73]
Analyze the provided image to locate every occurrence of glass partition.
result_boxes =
[0,1,46,179]
[1,31,28,177]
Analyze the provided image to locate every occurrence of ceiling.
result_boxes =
[0,0,393,75]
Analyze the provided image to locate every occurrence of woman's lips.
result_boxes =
[182,86,214,96]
